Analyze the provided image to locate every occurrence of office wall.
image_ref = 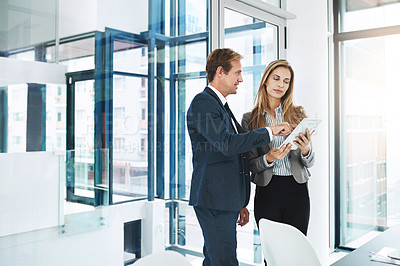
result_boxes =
[59,0,98,38]
[0,0,56,53]
[0,200,165,266]
[0,57,67,86]
[0,152,59,237]
[59,0,148,38]
[97,0,148,33]
[286,0,330,264]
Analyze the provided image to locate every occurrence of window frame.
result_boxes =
[333,0,400,250]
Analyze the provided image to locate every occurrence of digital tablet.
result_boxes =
[279,118,321,150]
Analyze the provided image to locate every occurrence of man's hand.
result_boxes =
[237,208,249,227]
[265,143,292,163]
[270,122,293,137]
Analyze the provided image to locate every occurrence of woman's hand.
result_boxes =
[265,143,292,163]
[294,128,314,156]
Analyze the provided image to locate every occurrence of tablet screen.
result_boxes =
[279,118,321,150]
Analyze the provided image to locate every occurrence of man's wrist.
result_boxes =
[265,127,273,140]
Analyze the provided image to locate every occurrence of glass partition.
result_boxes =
[338,34,400,248]
[113,74,148,202]
[7,84,28,152]
[260,0,281,7]
[1,0,290,264]
[339,0,400,32]
[0,149,109,240]
[224,8,278,119]
[61,149,110,236]
[0,0,56,62]
[223,8,279,264]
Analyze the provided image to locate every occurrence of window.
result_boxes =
[335,0,400,249]
[76,110,85,120]
[260,0,281,7]
[339,0,400,32]
[140,138,145,153]
[0,0,291,263]
[141,108,146,120]
[114,107,125,119]
[7,84,27,153]
[57,136,62,148]
[12,88,25,100]
[168,0,285,263]
[112,73,148,202]
[114,137,125,152]
[12,112,23,122]
[12,136,22,145]
[76,137,86,149]
[114,76,125,91]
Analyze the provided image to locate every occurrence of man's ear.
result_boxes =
[216,66,225,77]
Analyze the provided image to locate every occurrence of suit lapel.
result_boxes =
[204,87,237,133]
[204,87,224,109]
[204,87,246,133]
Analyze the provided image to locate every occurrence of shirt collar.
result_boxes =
[263,104,282,116]
[208,85,227,105]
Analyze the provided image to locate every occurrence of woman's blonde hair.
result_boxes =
[248,59,306,130]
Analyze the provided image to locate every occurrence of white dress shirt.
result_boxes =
[262,104,313,176]
[207,85,273,139]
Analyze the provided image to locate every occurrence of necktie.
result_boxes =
[224,103,238,133]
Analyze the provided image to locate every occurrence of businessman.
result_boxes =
[186,48,293,266]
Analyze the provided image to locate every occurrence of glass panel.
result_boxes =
[260,0,281,8]
[340,0,400,32]
[181,78,208,201]
[53,37,95,71]
[178,202,203,258]
[7,84,28,153]
[113,40,147,75]
[46,84,67,152]
[177,41,207,73]
[225,9,278,68]
[224,8,279,264]
[339,34,400,248]
[60,207,109,237]
[0,1,56,62]
[74,80,95,193]
[8,50,35,61]
[225,8,260,28]
[113,75,148,202]
[185,0,208,35]
[61,149,109,236]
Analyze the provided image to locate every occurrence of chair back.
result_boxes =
[258,218,322,266]
[133,250,191,266]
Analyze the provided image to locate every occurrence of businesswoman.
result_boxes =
[241,59,315,236]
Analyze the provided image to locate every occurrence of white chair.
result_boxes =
[133,250,192,266]
[258,218,322,266]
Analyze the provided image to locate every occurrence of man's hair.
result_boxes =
[206,48,243,82]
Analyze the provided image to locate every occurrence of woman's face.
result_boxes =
[265,66,291,101]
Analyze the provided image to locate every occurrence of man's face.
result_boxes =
[220,60,243,96]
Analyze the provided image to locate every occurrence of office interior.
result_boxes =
[1,0,399,265]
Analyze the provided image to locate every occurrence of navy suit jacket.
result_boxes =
[186,87,272,211]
